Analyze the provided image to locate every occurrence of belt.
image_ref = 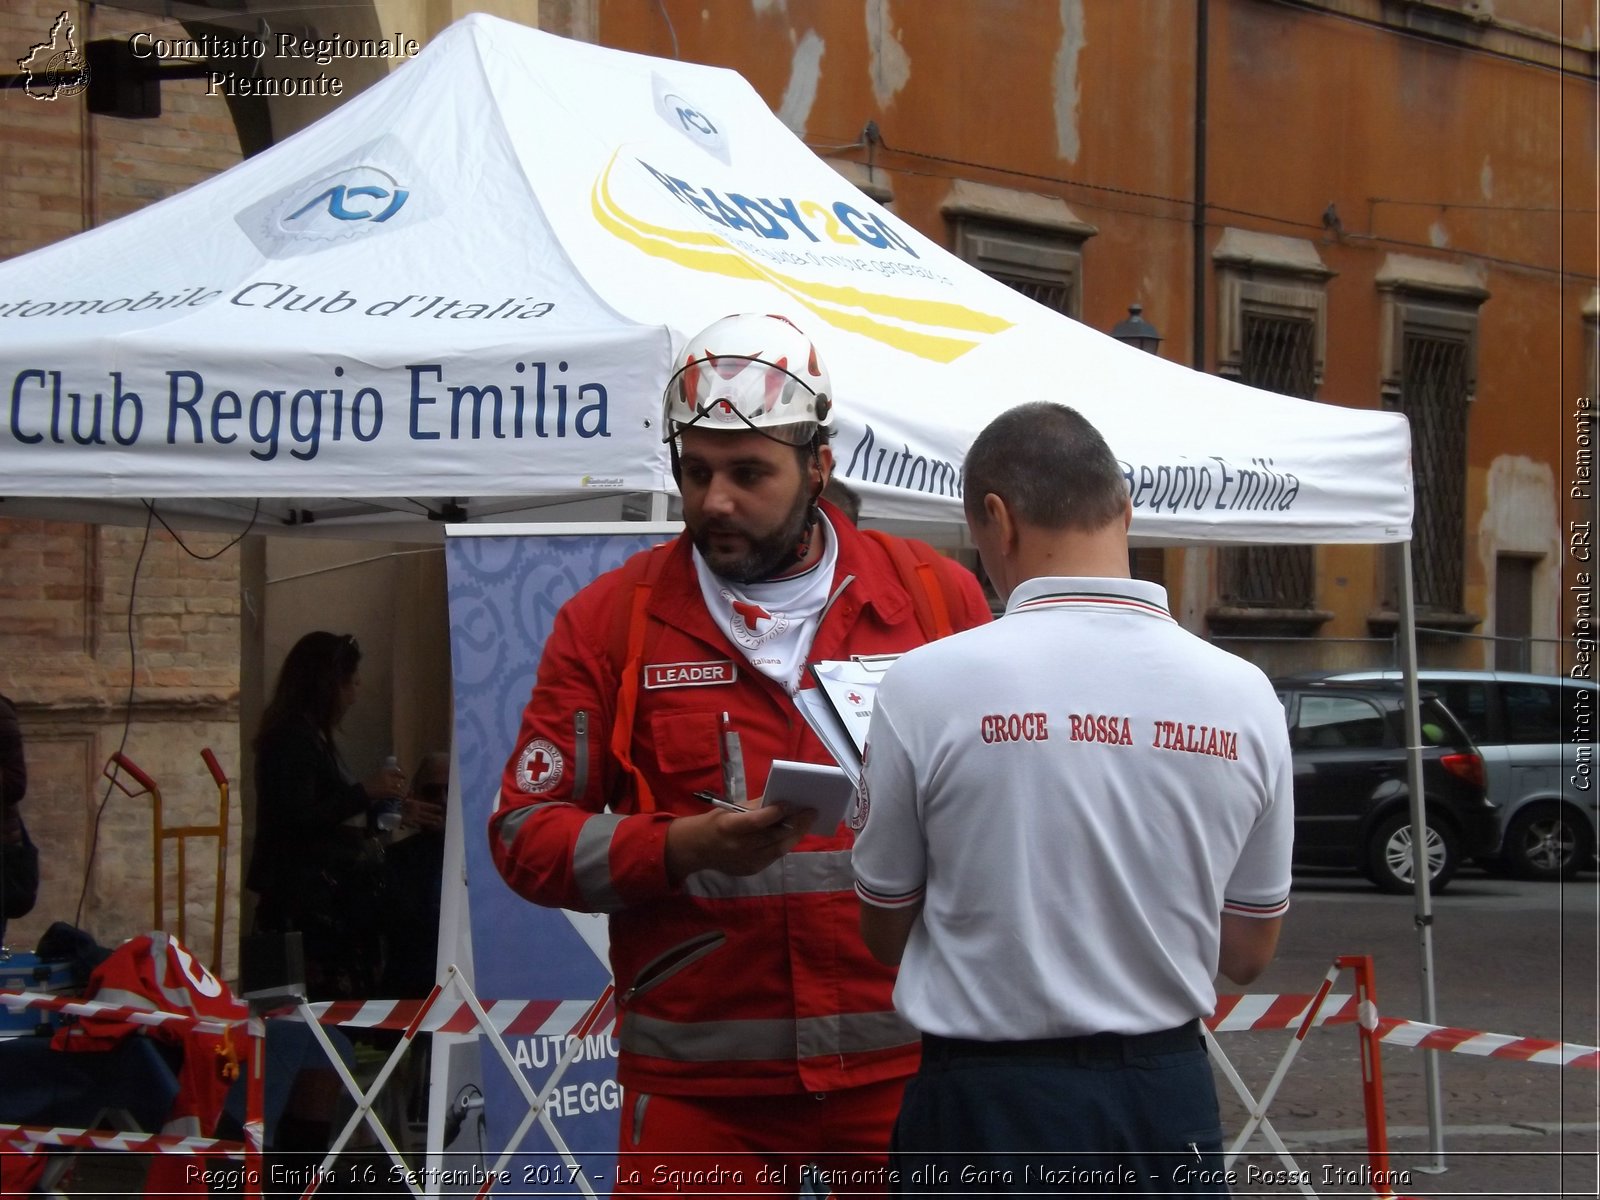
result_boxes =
[920,1019,1202,1066]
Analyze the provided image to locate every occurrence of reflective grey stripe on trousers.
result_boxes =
[621,1007,919,1062]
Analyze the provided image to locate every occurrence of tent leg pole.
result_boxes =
[649,491,669,522]
[1397,540,1446,1172]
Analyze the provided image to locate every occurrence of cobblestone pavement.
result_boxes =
[1211,867,1598,1198]
[1215,1035,1597,1197]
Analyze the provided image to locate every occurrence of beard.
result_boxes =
[692,486,815,584]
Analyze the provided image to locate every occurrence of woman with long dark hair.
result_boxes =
[246,631,405,1000]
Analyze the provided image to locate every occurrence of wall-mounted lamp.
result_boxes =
[1110,303,1163,356]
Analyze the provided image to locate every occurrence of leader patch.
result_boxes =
[515,738,565,794]
[644,660,738,689]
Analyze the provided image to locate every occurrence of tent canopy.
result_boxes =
[0,14,1411,545]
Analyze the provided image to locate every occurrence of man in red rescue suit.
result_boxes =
[490,313,990,1197]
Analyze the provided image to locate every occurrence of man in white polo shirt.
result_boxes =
[851,402,1292,1196]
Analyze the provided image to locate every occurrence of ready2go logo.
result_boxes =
[635,157,919,257]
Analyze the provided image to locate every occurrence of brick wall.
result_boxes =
[1,519,242,974]
[2,1,248,976]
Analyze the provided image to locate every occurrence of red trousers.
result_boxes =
[613,1077,906,1198]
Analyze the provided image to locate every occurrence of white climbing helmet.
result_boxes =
[661,313,834,447]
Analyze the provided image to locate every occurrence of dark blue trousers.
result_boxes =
[889,1024,1230,1197]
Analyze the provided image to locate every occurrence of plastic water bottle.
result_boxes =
[376,755,403,832]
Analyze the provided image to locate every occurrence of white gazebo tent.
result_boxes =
[0,12,1448,1162]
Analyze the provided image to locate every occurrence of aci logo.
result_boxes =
[236,139,427,259]
[284,167,409,227]
[651,72,729,164]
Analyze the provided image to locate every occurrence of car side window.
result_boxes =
[1377,700,1455,747]
[1292,695,1388,749]
[1502,683,1560,745]
[1413,699,1467,748]
[1437,682,1490,743]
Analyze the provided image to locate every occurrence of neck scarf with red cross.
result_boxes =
[691,514,839,694]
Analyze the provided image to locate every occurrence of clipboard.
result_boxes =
[795,656,899,780]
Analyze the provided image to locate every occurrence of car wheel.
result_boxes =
[1503,804,1587,882]
[1366,812,1458,894]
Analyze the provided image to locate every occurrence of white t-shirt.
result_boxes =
[851,576,1293,1040]
[692,514,839,694]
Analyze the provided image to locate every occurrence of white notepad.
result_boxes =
[760,759,856,835]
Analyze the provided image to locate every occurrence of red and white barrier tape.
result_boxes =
[301,994,617,1037]
[1373,1015,1600,1069]
[0,1122,246,1158]
[1,988,618,1041]
[1208,990,1599,1069]
[0,989,243,1035]
[12,985,1590,1069]
[0,983,618,1176]
[1209,992,1361,1033]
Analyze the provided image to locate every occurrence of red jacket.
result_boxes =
[53,931,245,1197]
[490,507,990,1095]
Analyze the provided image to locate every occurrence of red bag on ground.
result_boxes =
[51,931,247,1196]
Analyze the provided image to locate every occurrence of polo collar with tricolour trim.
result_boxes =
[1003,576,1174,622]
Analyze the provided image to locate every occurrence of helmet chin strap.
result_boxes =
[767,450,827,579]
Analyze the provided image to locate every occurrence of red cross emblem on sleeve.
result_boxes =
[516,738,565,794]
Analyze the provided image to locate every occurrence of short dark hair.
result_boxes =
[962,402,1128,531]
[792,424,832,469]
[821,477,860,523]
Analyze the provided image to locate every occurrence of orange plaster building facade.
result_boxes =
[598,0,1597,676]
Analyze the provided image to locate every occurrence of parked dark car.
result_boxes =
[1317,669,1599,881]
[1274,679,1497,893]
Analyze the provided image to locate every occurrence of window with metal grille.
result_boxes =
[1218,312,1316,609]
[991,272,1072,314]
[942,183,1096,324]
[1400,333,1469,611]
[1240,311,1315,396]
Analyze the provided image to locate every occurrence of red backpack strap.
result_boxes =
[608,542,673,813]
[862,529,956,640]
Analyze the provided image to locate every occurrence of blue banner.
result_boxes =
[446,529,668,1194]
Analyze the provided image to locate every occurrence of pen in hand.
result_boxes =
[693,789,794,832]
[693,790,750,814]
